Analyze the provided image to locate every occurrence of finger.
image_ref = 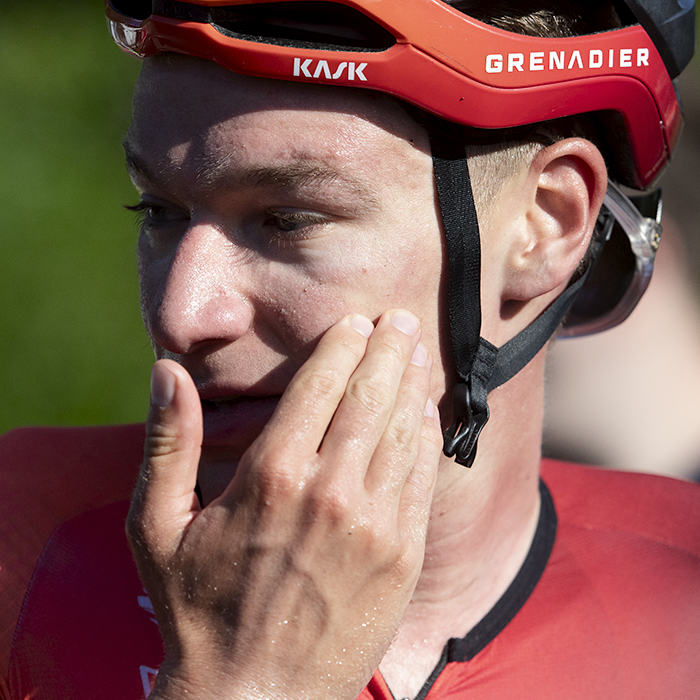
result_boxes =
[319,310,422,477]
[127,359,203,555]
[363,346,434,495]
[396,398,442,533]
[246,314,374,462]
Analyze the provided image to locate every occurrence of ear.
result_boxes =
[502,138,608,305]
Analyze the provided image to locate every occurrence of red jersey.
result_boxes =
[0,424,145,693]
[2,425,700,699]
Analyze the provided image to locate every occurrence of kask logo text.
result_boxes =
[293,58,368,81]
[485,47,651,73]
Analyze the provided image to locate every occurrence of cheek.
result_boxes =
[259,227,443,359]
[137,232,176,324]
[137,240,159,328]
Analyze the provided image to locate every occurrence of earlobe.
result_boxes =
[503,138,607,304]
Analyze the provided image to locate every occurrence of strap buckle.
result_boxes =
[442,381,489,468]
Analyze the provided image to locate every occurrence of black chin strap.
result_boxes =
[430,131,596,467]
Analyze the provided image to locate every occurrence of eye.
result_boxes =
[125,200,189,227]
[270,214,299,232]
[263,209,327,236]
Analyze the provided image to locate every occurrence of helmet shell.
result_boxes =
[106,0,693,189]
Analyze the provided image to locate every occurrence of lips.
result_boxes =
[201,395,259,409]
[200,393,281,448]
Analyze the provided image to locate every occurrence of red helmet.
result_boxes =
[106,0,695,465]
[106,0,693,189]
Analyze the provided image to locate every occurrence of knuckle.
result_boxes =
[346,375,392,416]
[303,485,350,526]
[390,544,422,584]
[422,422,445,452]
[247,448,305,502]
[352,512,393,549]
[257,469,300,503]
[144,433,179,459]
[405,461,436,495]
[336,330,368,356]
[143,421,180,458]
[299,365,346,405]
[358,515,418,568]
[385,413,417,453]
[320,482,349,514]
[375,335,406,363]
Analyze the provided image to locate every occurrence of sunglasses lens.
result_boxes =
[564,222,636,328]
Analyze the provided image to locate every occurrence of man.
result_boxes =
[2,1,699,698]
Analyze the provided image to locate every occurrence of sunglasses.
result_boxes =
[561,181,662,336]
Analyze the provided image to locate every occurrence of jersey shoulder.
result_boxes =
[0,422,145,553]
[404,463,700,699]
[540,458,700,557]
[8,500,162,700]
[0,423,145,682]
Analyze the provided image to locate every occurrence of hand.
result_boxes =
[126,310,442,700]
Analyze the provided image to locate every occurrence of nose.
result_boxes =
[140,223,254,356]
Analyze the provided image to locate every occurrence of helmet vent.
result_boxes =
[109,0,152,21]
[152,1,397,52]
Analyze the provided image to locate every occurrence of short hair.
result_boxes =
[444,0,621,38]
[440,1,624,218]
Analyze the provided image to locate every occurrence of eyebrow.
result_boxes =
[123,139,378,207]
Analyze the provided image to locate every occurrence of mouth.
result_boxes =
[199,393,282,447]
[201,395,261,409]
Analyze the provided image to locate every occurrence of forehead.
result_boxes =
[127,54,429,185]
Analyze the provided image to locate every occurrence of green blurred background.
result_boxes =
[1,1,699,435]
[0,0,150,432]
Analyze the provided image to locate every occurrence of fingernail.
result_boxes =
[391,310,419,336]
[350,314,374,338]
[151,363,175,409]
[424,397,435,418]
[410,343,428,367]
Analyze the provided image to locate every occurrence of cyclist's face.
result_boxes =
[126,56,451,458]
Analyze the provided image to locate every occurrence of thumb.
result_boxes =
[127,359,203,556]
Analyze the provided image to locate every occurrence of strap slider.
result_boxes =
[443,381,489,468]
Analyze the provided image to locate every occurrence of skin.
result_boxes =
[124,55,607,700]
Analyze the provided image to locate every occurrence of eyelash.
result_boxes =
[124,201,182,226]
[124,202,328,242]
[124,202,150,214]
